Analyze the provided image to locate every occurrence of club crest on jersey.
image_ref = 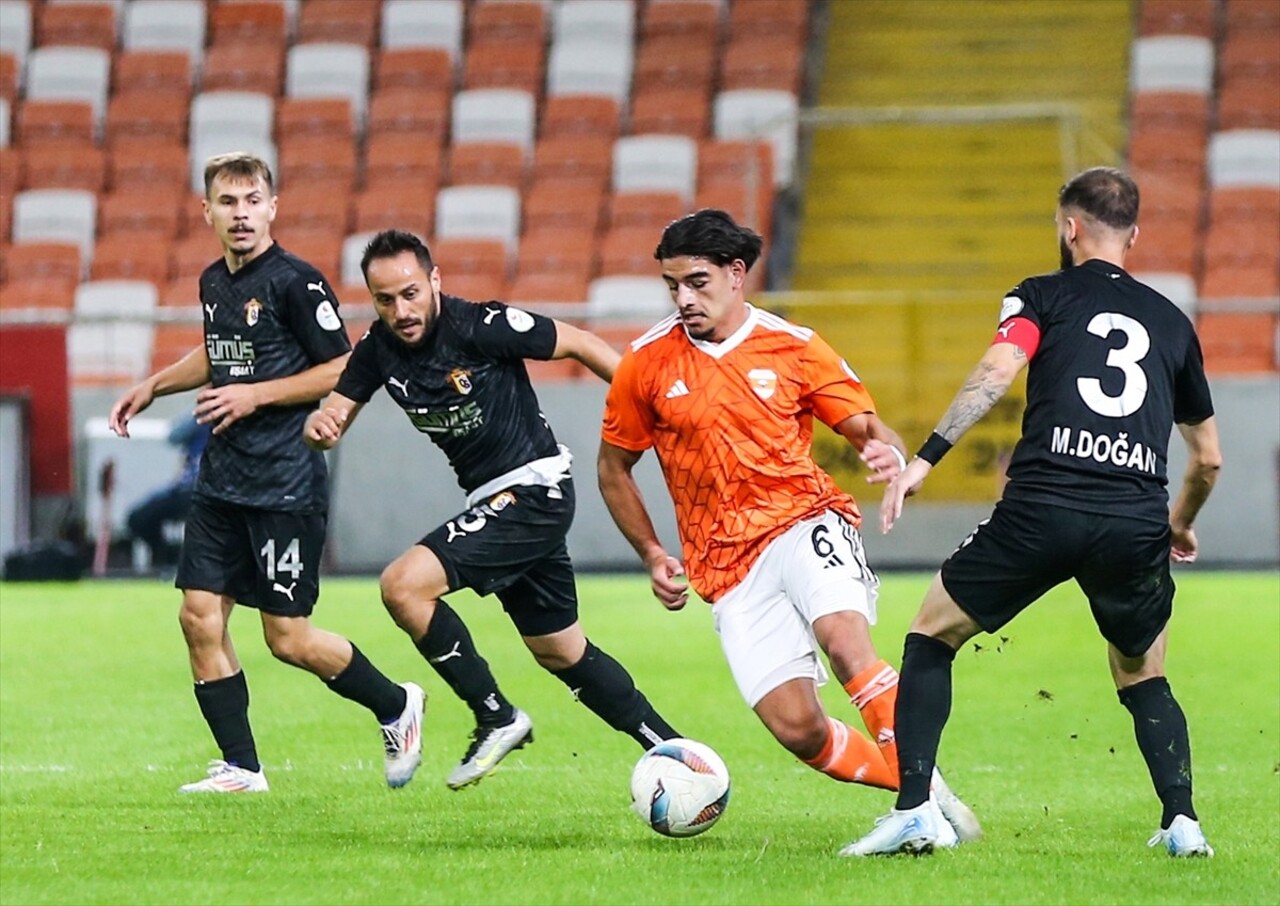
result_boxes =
[489,491,516,512]
[447,368,473,395]
[244,298,262,327]
[747,368,778,400]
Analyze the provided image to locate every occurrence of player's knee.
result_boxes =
[178,603,220,645]
[772,714,828,761]
[379,562,414,616]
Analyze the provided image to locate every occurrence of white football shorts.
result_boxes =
[711,510,879,708]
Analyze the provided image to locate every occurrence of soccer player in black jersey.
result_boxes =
[108,154,425,794]
[304,229,681,789]
[845,168,1222,857]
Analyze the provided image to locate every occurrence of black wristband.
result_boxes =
[916,432,953,466]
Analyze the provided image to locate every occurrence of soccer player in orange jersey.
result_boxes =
[597,210,979,848]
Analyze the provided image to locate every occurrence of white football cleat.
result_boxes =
[840,800,939,856]
[382,682,426,789]
[931,795,959,849]
[932,767,983,843]
[1148,814,1214,857]
[446,708,533,790]
[179,759,269,793]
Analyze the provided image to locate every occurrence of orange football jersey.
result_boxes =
[602,305,877,602]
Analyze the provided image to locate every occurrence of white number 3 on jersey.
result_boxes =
[1076,312,1150,418]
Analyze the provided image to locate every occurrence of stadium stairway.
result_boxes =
[785,0,1132,500]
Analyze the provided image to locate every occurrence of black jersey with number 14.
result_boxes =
[999,259,1214,524]
[335,294,561,495]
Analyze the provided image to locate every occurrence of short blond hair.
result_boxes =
[203,152,275,198]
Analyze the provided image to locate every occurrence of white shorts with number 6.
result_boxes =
[711,510,879,708]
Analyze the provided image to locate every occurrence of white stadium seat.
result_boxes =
[1208,129,1280,188]
[286,43,370,130]
[714,89,798,187]
[1133,272,1197,318]
[26,46,111,129]
[190,91,274,144]
[123,0,207,60]
[452,89,536,150]
[1130,36,1214,95]
[613,135,698,199]
[0,97,9,147]
[341,231,378,285]
[189,136,278,194]
[67,322,154,383]
[546,39,633,103]
[382,0,464,60]
[0,0,32,70]
[75,279,159,319]
[13,189,97,263]
[436,186,521,252]
[553,0,635,46]
[587,275,673,321]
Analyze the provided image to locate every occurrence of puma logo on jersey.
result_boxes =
[483,306,501,324]
[388,376,409,395]
[997,323,1014,339]
[272,581,297,602]
[665,379,690,398]
[429,641,462,664]
[307,281,326,295]
[204,303,217,320]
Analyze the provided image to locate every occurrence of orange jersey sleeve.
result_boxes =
[601,347,655,452]
[802,332,877,428]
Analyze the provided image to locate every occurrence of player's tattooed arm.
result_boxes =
[934,343,1028,444]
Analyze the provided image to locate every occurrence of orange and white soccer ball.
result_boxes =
[630,738,731,837]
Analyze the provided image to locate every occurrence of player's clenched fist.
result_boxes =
[304,407,347,450]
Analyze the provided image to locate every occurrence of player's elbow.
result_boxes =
[1192,451,1222,475]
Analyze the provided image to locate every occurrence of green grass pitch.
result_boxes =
[1,571,1277,905]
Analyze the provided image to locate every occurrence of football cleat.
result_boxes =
[932,767,983,843]
[1148,814,1214,857]
[446,708,533,790]
[179,759,269,793]
[382,682,426,789]
[840,801,939,857]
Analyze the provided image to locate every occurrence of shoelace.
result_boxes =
[205,759,233,776]
[1146,830,1168,848]
[382,723,407,757]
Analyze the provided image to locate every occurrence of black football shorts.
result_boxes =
[940,498,1174,657]
[419,479,579,637]
[176,495,325,617]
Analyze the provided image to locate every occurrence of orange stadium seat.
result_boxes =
[36,1,118,52]
[209,1,288,48]
[509,272,591,305]
[352,184,436,238]
[1203,219,1278,270]
[1217,80,1280,131]
[276,230,342,280]
[634,36,717,93]
[106,92,188,146]
[170,233,221,282]
[274,187,352,235]
[179,192,211,237]
[1138,0,1215,37]
[1196,312,1279,373]
[278,136,358,192]
[1129,92,1209,140]
[462,42,544,95]
[448,142,527,189]
[98,188,183,241]
[721,35,805,93]
[598,226,663,277]
[150,323,206,374]
[0,148,23,199]
[1224,0,1280,33]
[1208,186,1280,228]
[16,100,95,147]
[432,237,510,278]
[0,277,78,316]
[159,278,199,309]
[540,95,621,139]
[297,0,380,47]
[1128,129,1206,184]
[0,53,17,103]
[532,134,613,184]
[367,87,451,141]
[109,140,190,194]
[695,180,773,237]
[90,235,171,283]
[727,0,809,43]
[698,139,774,189]
[1219,32,1280,84]
[113,51,193,99]
[364,132,446,187]
[1128,166,1201,223]
[607,191,688,232]
[441,271,509,302]
[1199,262,1280,300]
[468,1,547,47]
[277,98,355,142]
[376,47,455,92]
[200,43,285,96]
[23,145,106,192]
[629,86,711,139]
[641,1,722,41]
[523,178,606,234]
[1124,218,1198,274]
[3,242,82,283]
[516,227,597,282]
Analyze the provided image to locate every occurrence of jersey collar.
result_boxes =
[687,303,759,360]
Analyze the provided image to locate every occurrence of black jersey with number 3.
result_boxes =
[335,294,560,495]
[196,244,352,513]
[999,259,1214,524]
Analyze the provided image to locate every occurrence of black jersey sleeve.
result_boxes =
[334,330,382,403]
[463,300,558,361]
[282,272,353,365]
[999,276,1046,328]
[1173,331,1215,425]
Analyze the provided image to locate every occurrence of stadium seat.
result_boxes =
[462,42,545,95]
[2,241,82,282]
[699,138,774,190]
[1209,129,1280,187]
[452,89,536,150]
[122,0,207,59]
[540,96,621,139]
[695,180,772,238]
[200,43,285,96]
[112,51,194,100]
[278,135,357,192]
[508,272,590,305]
[1195,312,1278,373]
[468,1,546,48]
[607,191,688,232]
[448,142,527,189]
[1199,262,1280,300]
[149,322,205,374]
[721,35,804,93]
[67,320,155,385]
[0,277,77,320]
[1217,81,1280,132]
[587,274,672,320]
[277,229,342,281]
[598,226,665,277]
[190,91,274,147]
[276,98,354,142]
[75,278,158,319]
[106,92,188,146]
[209,1,288,48]
[436,185,521,252]
[36,1,118,53]
[441,272,509,302]
[158,276,198,308]
[170,233,220,281]
[363,132,445,187]
[0,1,32,72]
[25,46,111,131]
[629,87,712,139]
[1224,0,1280,33]
[89,236,171,283]
[1138,0,1215,37]
[367,86,451,141]
[432,237,510,279]
[1131,272,1197,317]
[376,47,454,91]
[634,36,717,93]
[641,1,721,41]
[15,99,95,147]
[714,90,798,187]
[273,184,351,234]
[0,53,17,102]
[1128,129,1206,185]
[516,228,597,282]
[1204,219,1277,271]
[1130,36,1214,94]
[0,147,17,196]
[1220,32,1280,85]
[340,231,377,284]
[108,139,188,193]
[22,144,106,193]
[381,0,464,61]
[286,43,371,131]
[546,39,633,104]
[1208,186,1280,229]
[728,0,810,43]
[1123,218,1198,274]
[524,177,606,234]
[189,136,277,194]
[352,184,435,238]
[553,0,634,46]
[0,97,7,146]
[98,188,182,240]
[1129,92,1208,141]
[179,192,210,236]
[613,135,698,199]
[12,189,96,263]
[297,0,379,47]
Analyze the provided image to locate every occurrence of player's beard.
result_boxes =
[1059,236,1074,270]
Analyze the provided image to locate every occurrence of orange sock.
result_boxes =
[802,717,897,790]
[844,660,900,783]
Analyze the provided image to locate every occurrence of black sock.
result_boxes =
[1117,676,1197,828]
[895,632,957,810]
[193,671,260,773]
[323,643,408,724]
[551,641,679,749]
[415,601,515,727]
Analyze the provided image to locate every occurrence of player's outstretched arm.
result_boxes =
[833,412,908,484]
[303,391,363,451]
[597,440,688,610]
[108,344,212,438]
[1169,416,1222,563]
[551,320,622,383]
[196,351,351,435]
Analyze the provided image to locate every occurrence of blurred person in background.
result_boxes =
[125,414,211,571]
